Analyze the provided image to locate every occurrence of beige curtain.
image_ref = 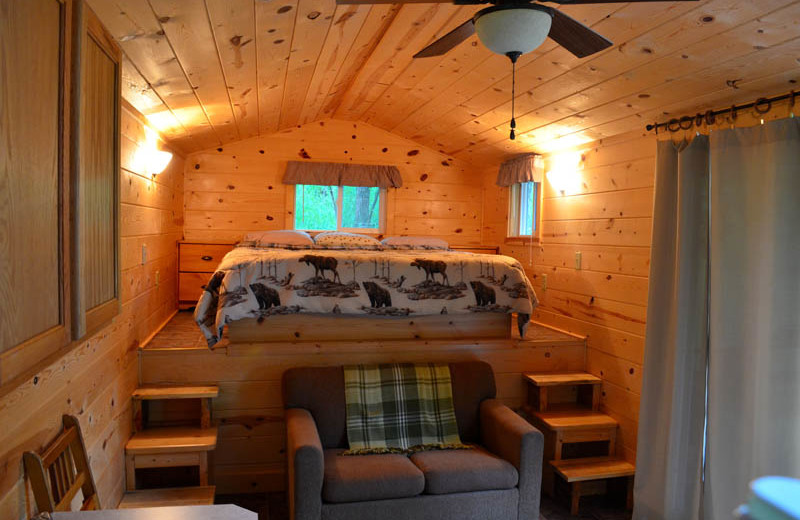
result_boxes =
[704,118,800,518]
[283,161,403,188]
[495,154,544,186]
[633,136,709,520]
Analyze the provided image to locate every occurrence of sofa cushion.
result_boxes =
[410,446,518,495]
[449,362,496,443]
[322,449,425,503]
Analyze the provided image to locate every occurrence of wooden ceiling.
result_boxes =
[89,0,800,164]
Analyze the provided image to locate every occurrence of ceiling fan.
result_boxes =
[338,0,698,140]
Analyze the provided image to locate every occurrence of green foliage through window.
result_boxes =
[294,185,381,231]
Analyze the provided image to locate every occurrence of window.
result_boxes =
[294,185,384,232]
[508,181,539,238]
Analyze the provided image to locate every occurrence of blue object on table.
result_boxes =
[744,476,800,520]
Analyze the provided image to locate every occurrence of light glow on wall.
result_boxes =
[546,152,583,196]
[138,127,173,180]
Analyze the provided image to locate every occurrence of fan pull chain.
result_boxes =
[507,51,522,140]
[511,60,516,140]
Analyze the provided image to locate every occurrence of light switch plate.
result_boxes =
[575,251,582,270]
[142,244,147,265]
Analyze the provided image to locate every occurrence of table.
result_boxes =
[51,505,256,520]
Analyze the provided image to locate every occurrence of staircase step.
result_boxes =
[126,427,218,455]
[133,385,219,400]
[118,486,216,508]
[529,408,618,431]
[524,372,601,387]
[551,457,635,483]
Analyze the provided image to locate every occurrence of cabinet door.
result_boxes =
[74,5,121,338]
[0,0,73,384]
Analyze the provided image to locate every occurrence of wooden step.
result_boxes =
[133,385,219,400]
[551,457,636,483]
[524,372,601,387]
[126,427,218,455]
[524,372,602,412]
[530,409,617,432]
[118,486,216,508]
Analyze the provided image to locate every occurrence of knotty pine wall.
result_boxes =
[0,105,184,519]
[183,119,490,245]
[483,130,656,462]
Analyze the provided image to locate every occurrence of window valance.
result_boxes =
[495,154,544,187]
[283,161,403,188]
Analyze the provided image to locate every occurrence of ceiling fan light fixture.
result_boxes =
[474,5,553,57]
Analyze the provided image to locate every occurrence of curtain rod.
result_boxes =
[645,90,797,133]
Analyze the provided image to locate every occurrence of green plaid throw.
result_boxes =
[343,363,468,455]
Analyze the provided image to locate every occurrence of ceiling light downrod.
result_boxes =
[507,51,521,140]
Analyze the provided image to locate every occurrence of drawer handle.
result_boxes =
[201,255,213,261]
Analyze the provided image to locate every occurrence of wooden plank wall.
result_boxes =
[484,130,656,462]
[0,105,184,519]
[183,119,487,245]
[141,334,586,494]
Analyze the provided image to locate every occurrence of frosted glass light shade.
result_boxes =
[146,150,173,175]
[474,7,552,56]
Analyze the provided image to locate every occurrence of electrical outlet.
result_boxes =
[155,270,160,287]
[542,273,547,291]
[141,244,147,265]
[575,251,582,270]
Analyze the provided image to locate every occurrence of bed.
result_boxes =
[194,243,538,347]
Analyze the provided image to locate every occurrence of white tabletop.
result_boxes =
[51,505,256,520]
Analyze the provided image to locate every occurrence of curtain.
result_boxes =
[633,136,709,520]
[495,154,543,186]
[283,161,403,188]
[704,118,800,518]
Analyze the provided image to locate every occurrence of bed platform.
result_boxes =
[226,313,512,343]
[140,311,586,494]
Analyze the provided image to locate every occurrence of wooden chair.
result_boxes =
[23,415,100,513]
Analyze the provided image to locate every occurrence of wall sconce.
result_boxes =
[546,152,583,195]
[145,149,173,180]
[139,127,173,180]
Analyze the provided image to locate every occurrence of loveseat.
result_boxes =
[283,361,544,520]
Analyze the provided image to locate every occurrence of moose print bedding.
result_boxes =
[194,245,539,347]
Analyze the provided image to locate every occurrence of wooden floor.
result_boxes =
[144,311,585,351]
[215,493,630,520]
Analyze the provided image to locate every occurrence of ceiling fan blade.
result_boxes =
[413,19,475,58]
[547,0,698,3]
[548,8,613,58]
[336,0,452,4]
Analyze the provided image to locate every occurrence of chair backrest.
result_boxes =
[23,415,100,513]
[283,361,497,449]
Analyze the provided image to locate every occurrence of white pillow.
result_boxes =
[314,231,382,249]
[242,230,314,248]
[381,236,449,250]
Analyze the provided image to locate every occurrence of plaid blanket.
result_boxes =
[343,363,468,454]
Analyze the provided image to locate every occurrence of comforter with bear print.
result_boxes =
[194,245,538,347]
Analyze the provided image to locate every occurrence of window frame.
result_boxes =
[506,181,541,241]
[0,1,121,392]
[292,184,387,234]
[73,7,121,340]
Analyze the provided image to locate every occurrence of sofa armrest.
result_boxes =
[480,399,544,520]
[286,408,324,520]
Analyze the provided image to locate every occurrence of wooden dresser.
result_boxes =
[178,241,235,308]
